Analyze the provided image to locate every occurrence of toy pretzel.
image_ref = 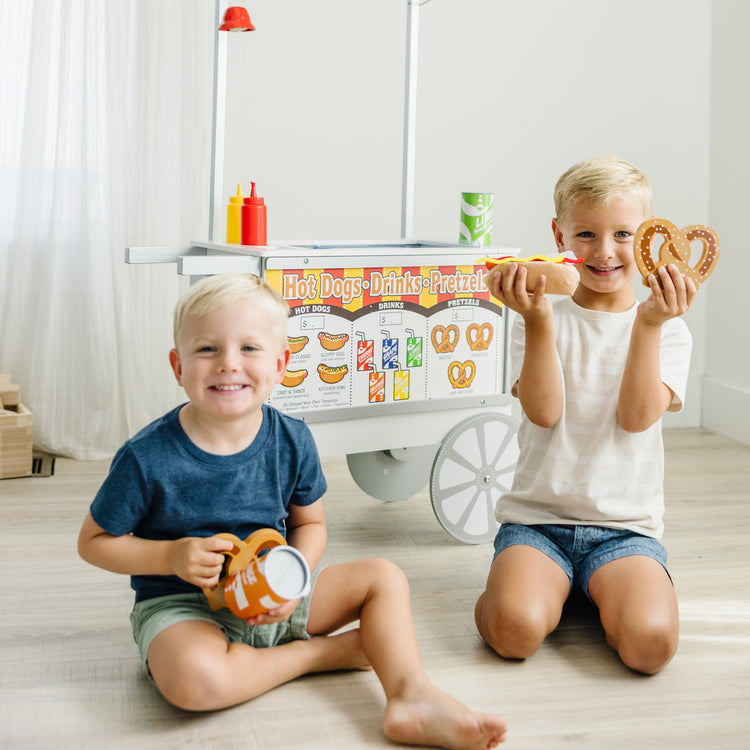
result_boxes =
[633,218,720,289]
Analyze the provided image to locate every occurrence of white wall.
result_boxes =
[705,0,750,445]
[223,0,717,429]
[222,0,405,239]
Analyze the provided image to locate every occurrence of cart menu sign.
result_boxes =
[265,260,504,417]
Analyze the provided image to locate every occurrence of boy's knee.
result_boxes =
[614,615,679,675]
[475,594,548,660]
[153,649,230,712]
[369,557,410,592]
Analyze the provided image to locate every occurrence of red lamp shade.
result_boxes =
[218,6,255,32]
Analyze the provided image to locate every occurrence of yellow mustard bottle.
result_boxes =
[226,183,244,243]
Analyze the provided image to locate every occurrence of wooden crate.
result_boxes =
[1,375,33,479]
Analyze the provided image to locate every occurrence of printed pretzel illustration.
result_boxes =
[431,324,459,353]
[634,217,720,289]
[448,360,476,389]
[467,323,493,351]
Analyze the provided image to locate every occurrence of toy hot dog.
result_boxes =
[480,254,583,296]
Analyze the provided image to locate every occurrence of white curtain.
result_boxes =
[0,0,214,459]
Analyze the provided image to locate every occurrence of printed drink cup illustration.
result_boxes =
[381,330,399,370]
[394,369,410,401]
[369,370,386,403]
[406,329,423,368]
[357,333,375,371]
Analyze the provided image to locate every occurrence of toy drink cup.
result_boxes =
[203,529,311,619]
[224,546,310,618]
[459,191,494,246]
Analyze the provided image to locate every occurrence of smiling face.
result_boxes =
[169,299,290,428]
[552,195,649,311]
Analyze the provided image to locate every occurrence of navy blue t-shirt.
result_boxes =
[90,403,327,603]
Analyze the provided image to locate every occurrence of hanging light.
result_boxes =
[218,6,255,32]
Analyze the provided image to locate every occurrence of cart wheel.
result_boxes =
[430,412,519,544]
[346,445,439,502]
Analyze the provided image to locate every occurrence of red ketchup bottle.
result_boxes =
[241,181,267,246]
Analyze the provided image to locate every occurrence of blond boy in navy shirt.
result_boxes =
[80,273,507,749]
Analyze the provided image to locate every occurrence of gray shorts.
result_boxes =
[493,523,670,602]
[130,577,317,676]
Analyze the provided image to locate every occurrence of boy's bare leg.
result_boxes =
[147,620,368,711]
[588,555,679,674]
[309,559,508,749]
[474,545,570,659]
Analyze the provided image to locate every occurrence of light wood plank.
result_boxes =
[1,428,748,748]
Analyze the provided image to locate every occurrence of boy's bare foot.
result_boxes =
[382,679,507,749]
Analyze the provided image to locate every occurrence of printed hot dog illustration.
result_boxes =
[317,363,348,384]
[318,331,349,351]
[281,369,308,388]
[287,335,309,353]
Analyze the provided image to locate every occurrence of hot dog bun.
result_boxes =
[514,261,579,295]
[482,255,582,296]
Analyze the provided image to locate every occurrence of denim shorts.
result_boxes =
[130,572,318,678]
[492,523,669,601]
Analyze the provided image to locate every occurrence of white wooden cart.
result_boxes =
[126,3,520,543]
[127,239,519,544]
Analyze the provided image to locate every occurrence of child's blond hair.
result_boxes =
[173,274,289,349]
[553,155,652,223]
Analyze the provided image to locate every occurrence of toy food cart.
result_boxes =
[127,239,520,544]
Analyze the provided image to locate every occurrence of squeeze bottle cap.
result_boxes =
[229,183,244,205]
[244,181,265,205]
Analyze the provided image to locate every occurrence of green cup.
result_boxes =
[459,191,494,246]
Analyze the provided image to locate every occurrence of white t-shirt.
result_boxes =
[497,296,692,538]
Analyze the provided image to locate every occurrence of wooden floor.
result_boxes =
[1,428,749,749]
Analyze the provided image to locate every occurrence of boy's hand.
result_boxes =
[486,262,553,321]
[167,535,235,588]
[244,597,299,626]
[639,264,697,327]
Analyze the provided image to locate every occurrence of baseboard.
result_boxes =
[702,377,750,446]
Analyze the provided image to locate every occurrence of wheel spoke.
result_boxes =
[475,426,488,467]
[443,446,482,475]
[456,487,482,529]
[495,460,516,477]
[488,427,515,468]
[438,477,480,497]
